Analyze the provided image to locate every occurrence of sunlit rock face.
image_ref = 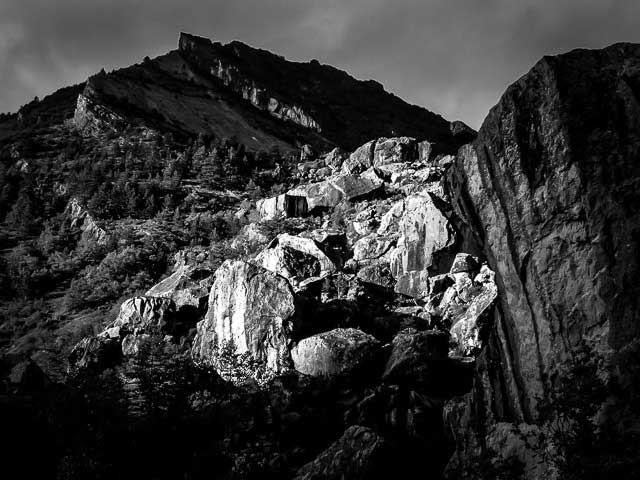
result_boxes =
[191,260,298,375]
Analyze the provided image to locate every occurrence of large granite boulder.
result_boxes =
[293,425,390,480]
[191,260,298,374]
[254,233,337,285]
[389,193,455,278]
[447,43,640,475]
[291,328,380,377]
[342,137,418,174]
[286,173,383,215]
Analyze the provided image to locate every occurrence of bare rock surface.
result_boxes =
[291,328,380,377]
[447,42,640,475]
[191,260,297,374]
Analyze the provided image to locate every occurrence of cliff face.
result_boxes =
[448,43,640,474]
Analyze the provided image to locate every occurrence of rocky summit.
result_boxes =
[1,32,639,480]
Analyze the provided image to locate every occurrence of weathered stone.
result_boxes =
[322,147,348,170]
[191,260,297,374]
[113,296,176,333]
[394,270,430,299]
[146,252,214,311]
[372,136,417,166]
[256,194,286,220]
[418,140,434,163]
[342,140,376,174]
[121,333,152,356]
[388,194,456,278]
[352,234,396,265]
[68,336,122,371]
[357,264,395,289]
[255,233,336,284]
[291,328,380,377]
[447,44,640,474]
[293,425,390,480]
[65,197,109,245]
[449,278,498,356]
[449,253,479,274]
[382,328,449,385]
[332,172,383,201]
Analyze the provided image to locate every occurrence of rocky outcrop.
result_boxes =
[293,425,390,480]
[113,296,176,333]
[145,249,214,311]
[447,43,640,476]
[291,328,380,377]
[65,198,109,245]
[73,92,126,137]
[341,137,419,174]
[191,260,298,375]
[177,33,464,151]
[388,193,456,290]
[254,233,337,285]
[286,172,383,215]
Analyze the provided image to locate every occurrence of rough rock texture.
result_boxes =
[255,233,336,284]
[65,197,109,245]
[342,137,417,174]
[145,250,214,311]
[293,425,390,480]
[113,296,176,333]
[191,260,297,374]
[287,173,383,214]
[68,336,122,371]
[382,328,449,385]
[447,43,640,475]
[389,193,456,278]
[291,328,380,377]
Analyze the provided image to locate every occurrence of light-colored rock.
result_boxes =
[291,328,380,377]
[121,333,152,356]
[256,194,286,220]
[322,147,348,170]
[372,136,417,166]
[255,233,336,284]
[449,253,479,274]
[145,252,214,310]
[191,260,297,374]
[352,234,396,265]
[388,194,456,278]
[449,270,498,356]
[341,140,376,174]
[65,198,109,245]
[113,296,176,332]
[394,270,430,299]
[418,140,434,163]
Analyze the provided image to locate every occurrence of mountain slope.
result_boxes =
[71,32,472,152]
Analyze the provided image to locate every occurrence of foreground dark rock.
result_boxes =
[293,425,391,480]
[447,42,640,477]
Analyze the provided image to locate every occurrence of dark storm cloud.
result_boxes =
[2,0,640,128]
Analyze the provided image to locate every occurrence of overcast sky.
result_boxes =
[1,0,639,128]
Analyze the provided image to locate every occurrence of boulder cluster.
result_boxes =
[69,135,497,475]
